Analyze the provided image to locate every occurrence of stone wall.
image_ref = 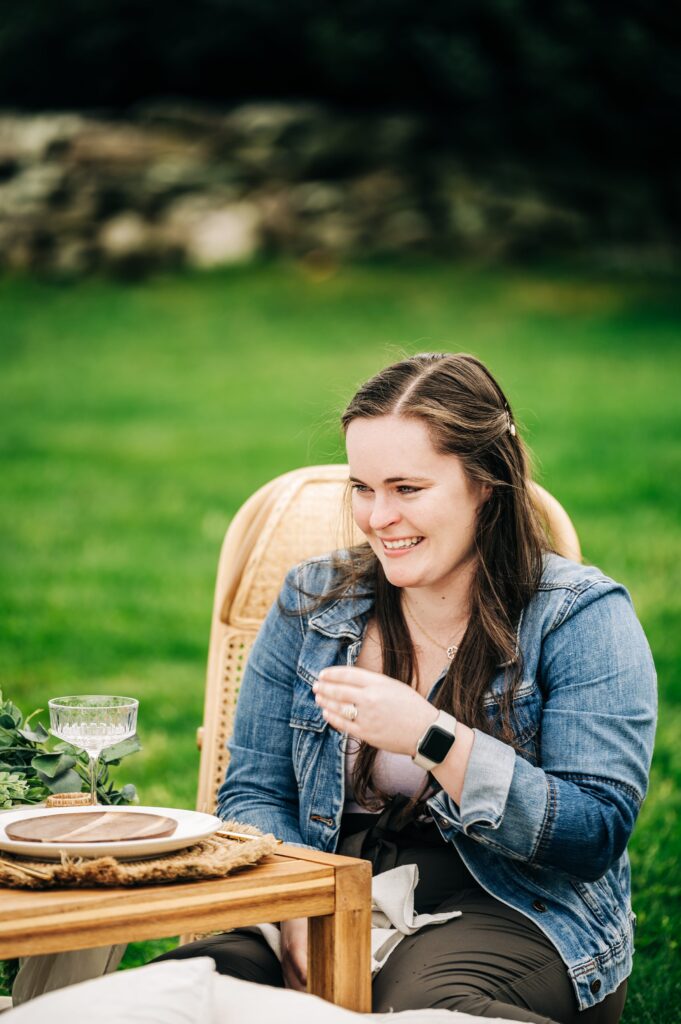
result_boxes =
[0,102,627,276]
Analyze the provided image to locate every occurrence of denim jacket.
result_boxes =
[218,552,657,1010]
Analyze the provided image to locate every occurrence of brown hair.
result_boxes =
[307,353,547,813]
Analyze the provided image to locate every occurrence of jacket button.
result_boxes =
[532,899,547,913]
[438,816,449,828]
[590,979,601,995]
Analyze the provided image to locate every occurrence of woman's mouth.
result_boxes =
[380,536,424,555]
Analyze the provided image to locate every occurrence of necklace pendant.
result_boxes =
[446,644,459,660]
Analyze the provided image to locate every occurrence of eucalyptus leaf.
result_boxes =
[18,722,50,744]
[0,700,22,727]
[101,734,142,763]
[107,787,137,806]
[40,768,84,794]
[0,749,35,766]
[0,728,15,750]
[51,740,80,753]
[31,752,77,778]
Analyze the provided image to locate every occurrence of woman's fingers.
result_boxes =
[313,681,354,703]
[281,918,308,991]
[314,687,366,733]
[316,696,346,715]
[320,705,361,738]
[316,693,360,730]
[317,665,381,687]
[314,665,392,704]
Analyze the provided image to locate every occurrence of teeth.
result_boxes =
[383,537,422,550]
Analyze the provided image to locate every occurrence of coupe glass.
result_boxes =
[49,695,138,805]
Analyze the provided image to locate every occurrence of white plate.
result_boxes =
[0,805,223,861]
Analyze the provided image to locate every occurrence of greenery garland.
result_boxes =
[0,689,139,994]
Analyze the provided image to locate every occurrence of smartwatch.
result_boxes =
[412,710,457,771]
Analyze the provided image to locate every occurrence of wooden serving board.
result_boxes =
[5,812,178,844]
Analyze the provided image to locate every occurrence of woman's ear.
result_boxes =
[479,484,493,506]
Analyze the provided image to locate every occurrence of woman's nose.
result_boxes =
[369,493,400,531]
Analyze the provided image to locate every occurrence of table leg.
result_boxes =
[307,857,372,1012]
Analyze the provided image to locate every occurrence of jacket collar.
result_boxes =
[308,589,374,640]
[309,591,523,666]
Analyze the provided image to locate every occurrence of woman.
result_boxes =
[159,353,656,1024]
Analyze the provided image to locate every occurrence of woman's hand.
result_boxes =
[313,666,438,756]
[280,917,308,991]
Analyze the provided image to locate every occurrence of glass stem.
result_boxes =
[89,753,99,805]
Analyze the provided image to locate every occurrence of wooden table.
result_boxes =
[0,844,372,1012]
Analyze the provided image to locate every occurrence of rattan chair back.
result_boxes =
[196,466,581,814]
[196,465,361,812]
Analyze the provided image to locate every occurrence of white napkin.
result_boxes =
[257,863,461,976]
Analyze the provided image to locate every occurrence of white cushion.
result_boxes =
[212,971,516,1024]
[4,957,214,1024]
[4,956,517,1024]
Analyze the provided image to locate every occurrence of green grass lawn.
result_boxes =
[1,260,679,1020]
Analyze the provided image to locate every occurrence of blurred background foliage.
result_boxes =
[1,1,679,238]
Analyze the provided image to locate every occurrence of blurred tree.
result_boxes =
[0,0,679,233]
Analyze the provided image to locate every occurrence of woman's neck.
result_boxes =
[401,559,475,638]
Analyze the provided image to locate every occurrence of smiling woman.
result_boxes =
[154,353,657,1024]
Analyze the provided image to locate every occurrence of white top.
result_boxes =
[344,740,431,813]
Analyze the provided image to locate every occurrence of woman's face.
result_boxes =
[346,414,490,594]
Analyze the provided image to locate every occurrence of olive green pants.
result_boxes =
[155,808,627,1024]
[156,896,625,1024]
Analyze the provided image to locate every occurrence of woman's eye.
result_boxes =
[351,483,420,494]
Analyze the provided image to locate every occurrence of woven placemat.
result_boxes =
[0,820,278,889]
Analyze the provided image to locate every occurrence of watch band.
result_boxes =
[412,709,457,771]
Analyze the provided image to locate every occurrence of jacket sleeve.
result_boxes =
[428,580,657,881]
[217,566,310,846]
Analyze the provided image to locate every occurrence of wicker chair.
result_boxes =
[195,465,581,814]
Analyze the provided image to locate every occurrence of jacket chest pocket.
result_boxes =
[484,677,541,761]
[289,672,326,791]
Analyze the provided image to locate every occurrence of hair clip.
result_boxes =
[505,406,516,436]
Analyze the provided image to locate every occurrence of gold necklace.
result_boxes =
[403,599,461,661]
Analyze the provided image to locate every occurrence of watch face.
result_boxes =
[420,725,455,763]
